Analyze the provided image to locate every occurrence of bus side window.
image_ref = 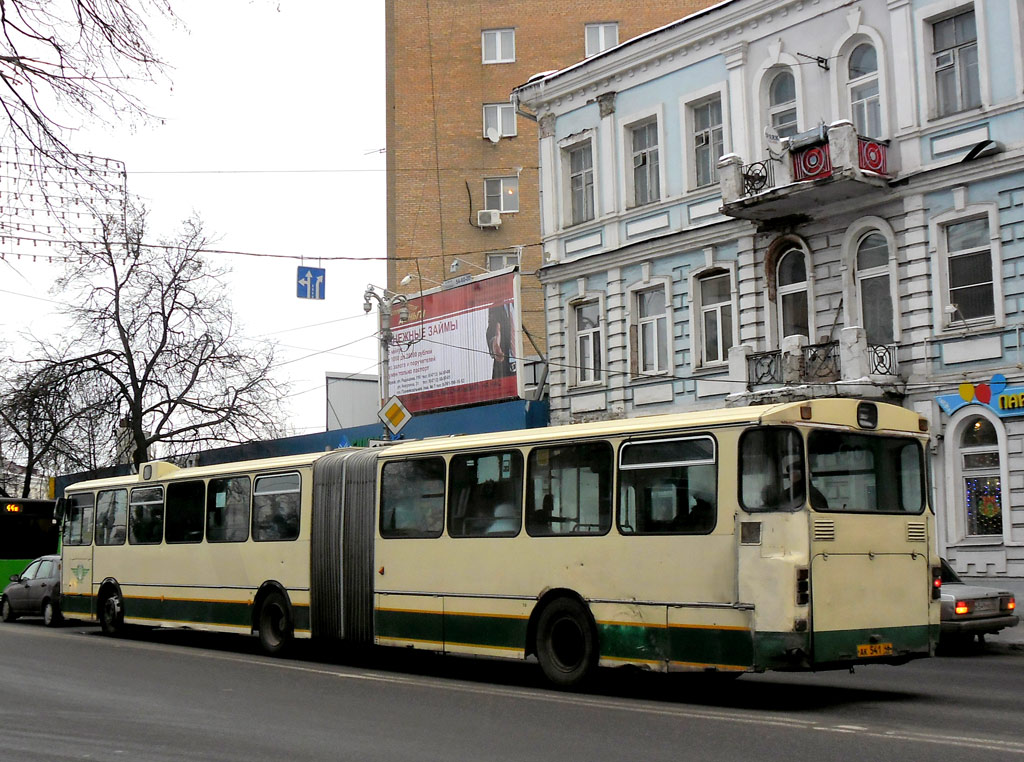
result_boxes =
[618,436,717,535]
[207,476,251,542]
[166,481,205,544]
[63,493,94,546]
[380,458,445,538]
[129,486,164,545]
[447,450,523,538]
[526,442,612,536]
[95,489,128,546]
[252,473,300,542]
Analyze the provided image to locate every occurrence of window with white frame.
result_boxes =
[486,251,519,271]
[573,300,603,384]
[777,248,809,339]
[932,9,980,116]
[629,120,660,206]
[768,70,798,138]
[697,270,733,365]
[959,416,1003,536]
[692,97,724,188]
[482,28,515,64]
[483,103,517,138]
[848,44,881,138]
[855,232,894,344]
[585,22,618,57]
[944,217,993,322]
[484,176,519,212]
[633,285,669,375]
[567,142,595,225]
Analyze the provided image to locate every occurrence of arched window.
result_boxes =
[960,416,1002,536]
[855,231,893,344]
[769,70,798,138]
[848,43,881,138]
[777,248,809,339]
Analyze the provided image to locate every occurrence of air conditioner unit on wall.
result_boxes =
[478,209,502,228]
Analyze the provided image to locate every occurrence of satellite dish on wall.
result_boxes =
[486,127,501,144]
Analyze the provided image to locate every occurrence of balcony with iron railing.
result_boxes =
[718,121,892,223]
[730,327,901,403]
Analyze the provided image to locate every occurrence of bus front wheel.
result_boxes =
[535,597,598,689]
[99,590,124,636]
[257,592,292,655]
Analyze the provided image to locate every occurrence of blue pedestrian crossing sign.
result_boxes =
[297,267,325,300]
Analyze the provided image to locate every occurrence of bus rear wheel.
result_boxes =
[535,597,598,689]
[257,592,292,655]
[99,591,124,636]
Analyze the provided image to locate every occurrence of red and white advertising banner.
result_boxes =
[386,271,523,413]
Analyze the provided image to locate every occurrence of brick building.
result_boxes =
[384,0,717,389]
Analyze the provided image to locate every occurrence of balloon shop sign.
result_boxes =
[936,374,1024,418]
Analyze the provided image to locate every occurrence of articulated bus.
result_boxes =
[0,498,58,581]
[60,399,940,687]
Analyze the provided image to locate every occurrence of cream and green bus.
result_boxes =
[60,398,940,687]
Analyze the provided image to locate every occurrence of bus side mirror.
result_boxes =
[53,497,66,526]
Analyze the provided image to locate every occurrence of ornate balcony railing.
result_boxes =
[868,343,898,376]
[804,341,840,382]
[747,350,782,385]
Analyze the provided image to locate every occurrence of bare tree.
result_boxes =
[34,206,288,468]
[0,0,176,159]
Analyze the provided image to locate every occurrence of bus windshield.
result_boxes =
[807,430,925,514]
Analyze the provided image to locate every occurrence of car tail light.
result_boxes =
[1001,596,1016,613]
[932,567,942,599]
[796,567,809,605]
[955,601,972,615]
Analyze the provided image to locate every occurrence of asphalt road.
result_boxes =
[1,620,1021,762]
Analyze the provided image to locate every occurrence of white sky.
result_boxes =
[0,1,386,436]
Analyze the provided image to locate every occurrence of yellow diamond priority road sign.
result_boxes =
[378,395,411,435]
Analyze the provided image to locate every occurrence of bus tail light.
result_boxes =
[931,567,942,599]
[796,567,809,605]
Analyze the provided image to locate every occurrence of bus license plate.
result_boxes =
[857,642,893,658]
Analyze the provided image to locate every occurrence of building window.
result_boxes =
[945,217,993,322]
[848,44,881,138]
[933,9,980,116]
[484,176,519,212]
[486,250,519,271]
[697,270,733,365]
[482,28,515,64]
[630,120,660,206]
[483,103,516,138]
[768,70,798,139]
[573,299,602,384]
[568,143,595,224]
[777,248,809,339]
[692,97,724,188]
[855,232,893,344]
[960,416,1002,536]
[585,22,618,57]
[633,285,669,375]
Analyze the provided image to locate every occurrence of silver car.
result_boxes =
[1,555,62,627]
[940,558,1018,647]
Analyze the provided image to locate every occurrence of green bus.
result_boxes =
[0,499,59,581]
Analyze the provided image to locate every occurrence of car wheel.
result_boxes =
[1,596,17,623]
[43,599,62,628]
[535,597,598,689]
[257,592,292,655]
[99,591,124,636]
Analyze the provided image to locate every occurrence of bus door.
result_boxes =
[805,429,932,664]
[60,493,96,618]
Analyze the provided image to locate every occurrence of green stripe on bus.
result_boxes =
[60,594,310,631]
[375,608,444,644]
[61,594,94,616]
[812,624,935,663]
[444,612,528,650]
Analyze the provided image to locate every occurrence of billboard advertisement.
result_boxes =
[385,271,523,413]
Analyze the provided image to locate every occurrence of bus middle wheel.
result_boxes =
[535,597,598,689]
[257,591,292,656]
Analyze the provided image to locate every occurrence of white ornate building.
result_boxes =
[514,0,1024,593]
